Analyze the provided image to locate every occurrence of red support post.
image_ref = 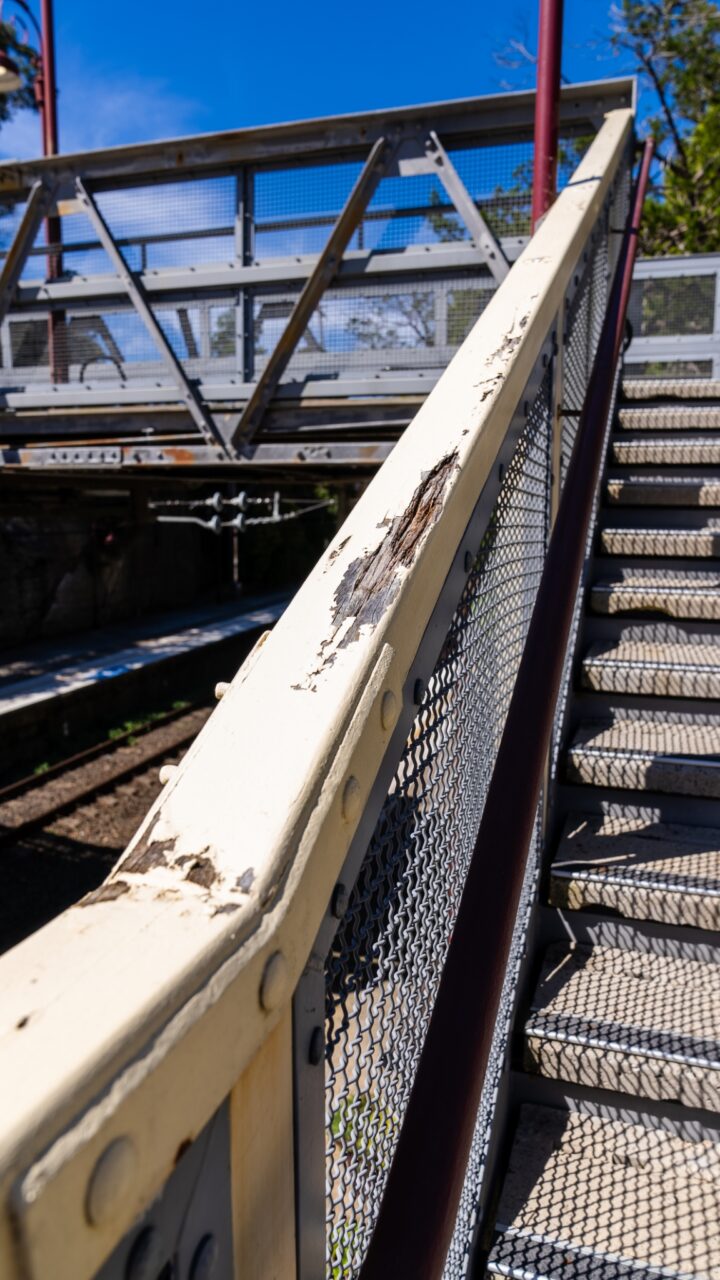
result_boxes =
[531,0,564,229]
[39,0,58,156]
[38,0,66,381]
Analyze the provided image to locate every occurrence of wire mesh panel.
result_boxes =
[253,136,590,260]
[0,296,239,385]
[559,152,629,486]
[624,257,719,381]
[314,150,630,1280]
[551,184,619,777]
[252,276,496,377]
[628,273,716,339]
[323,368,553,1279]
[559,221,610,490]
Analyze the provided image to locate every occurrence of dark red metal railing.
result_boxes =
[358,137,654,1280]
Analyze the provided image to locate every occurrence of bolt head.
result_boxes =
[341,776,361,821]
[86,1136,137,1227]
[189,1234,218,1280]
[125,1227,164,1280]
[332,882,350,918]
[259,951,288,1012]
[380,689,398,730]
[308,1025,324,1066]
[214,681,230,700]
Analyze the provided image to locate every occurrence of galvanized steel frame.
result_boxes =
[0,79,633,472]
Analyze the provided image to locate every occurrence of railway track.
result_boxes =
[0,704,212,954]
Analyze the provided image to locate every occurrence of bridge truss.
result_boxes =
[0,79,632,478]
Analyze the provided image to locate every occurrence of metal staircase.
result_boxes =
[485,375,720,1279]
[9,105,720,1280]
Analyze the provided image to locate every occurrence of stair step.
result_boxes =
[613,438,720,467]
[582,639,720,698]
[566,716,720,797]
[487,1104,720,1279]
[622,377,720,402]
[619,405,720,431]
[606,474,720,506]
[549,813,720,930]
[525,942,720,1107]
[600,525,720,558]
[590,568,720,619]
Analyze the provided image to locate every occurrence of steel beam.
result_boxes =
[74,178,233,458]
[0,372,441,412]
[0,80,634,199]
[232,136,394,448]
[0,439,394,470]
[13,241,505,309]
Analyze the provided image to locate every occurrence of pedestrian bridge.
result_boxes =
[2,82,720,1280]
[0,79,630,477]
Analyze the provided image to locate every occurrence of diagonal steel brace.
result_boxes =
[0,179,58,330]
[403,131,510,284]
[75,177,233,458]
[231,135,394,451]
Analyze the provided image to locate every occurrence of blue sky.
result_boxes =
[0,0,634,159]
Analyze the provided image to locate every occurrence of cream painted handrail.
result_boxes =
[0,107,633,1280]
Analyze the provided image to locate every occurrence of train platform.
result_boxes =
[0,595,287,716]
[0,594,288,778]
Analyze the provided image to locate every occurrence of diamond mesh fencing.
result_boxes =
[323,367,553,1279]
[551,158,627,778]
[316,156,627,1279]
[559,217,610,490]
[455,170,623,1280]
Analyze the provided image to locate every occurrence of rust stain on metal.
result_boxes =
[163,446,196,464]
[328,450,458,651]
[79,880,131,907]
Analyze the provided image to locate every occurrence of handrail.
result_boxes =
[359,137,654,1280]
[0,110,633,1280]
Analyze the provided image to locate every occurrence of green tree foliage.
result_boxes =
[210,306,234,357]
[0,16,40,129]
[610,0,720,253]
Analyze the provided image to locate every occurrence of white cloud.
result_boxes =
[0,54,205,161]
